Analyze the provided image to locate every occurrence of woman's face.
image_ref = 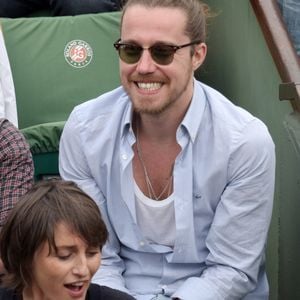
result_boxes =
[26,222,101,300]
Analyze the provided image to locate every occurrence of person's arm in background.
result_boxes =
[0,118,34,226]
[277,0,300,56]
[0,118,34,274]
[59,111,131,296]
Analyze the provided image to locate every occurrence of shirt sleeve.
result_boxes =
[172,119,275,300]
[0,118,34,227]
[59,111,132,295]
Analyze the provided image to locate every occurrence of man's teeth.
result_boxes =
[137,82,161,91]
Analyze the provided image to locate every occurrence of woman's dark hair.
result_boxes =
[0,179,108,292]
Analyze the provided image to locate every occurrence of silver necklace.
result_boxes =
[136,124,173,201]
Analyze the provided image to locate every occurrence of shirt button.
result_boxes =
[140,241,145,246]
[121,154,128,160]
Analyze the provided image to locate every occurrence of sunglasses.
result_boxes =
[113,39,201,65]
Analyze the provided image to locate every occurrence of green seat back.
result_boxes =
[1,12,121,179]
[1,12,121,129]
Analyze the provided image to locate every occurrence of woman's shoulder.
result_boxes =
[87,283,135,300]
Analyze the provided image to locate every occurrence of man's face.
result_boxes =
[119,5,206,116]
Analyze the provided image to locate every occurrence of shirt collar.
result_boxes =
[120,92,134,139]
[120,79,207,143]
[180,78,207,143]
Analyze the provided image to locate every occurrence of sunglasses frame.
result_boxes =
[113,38,202,65]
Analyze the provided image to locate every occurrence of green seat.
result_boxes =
[21,121,64,180]
[1,12,121,179]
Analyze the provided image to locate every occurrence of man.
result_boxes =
[59,0,276,299]
[0,118,34,228]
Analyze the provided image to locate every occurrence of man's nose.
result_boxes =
[136,49,156,74]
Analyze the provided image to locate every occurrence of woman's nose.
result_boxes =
[72,256,89,277]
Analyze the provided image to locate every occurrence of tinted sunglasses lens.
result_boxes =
[119,44,142,64]
[151,45,175,65]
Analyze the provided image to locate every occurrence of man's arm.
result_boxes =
[172,120,275,300]
[59,111,131,295]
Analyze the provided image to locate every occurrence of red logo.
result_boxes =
[64,40,93,68]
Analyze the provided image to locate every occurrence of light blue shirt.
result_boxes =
[59,79,275,300]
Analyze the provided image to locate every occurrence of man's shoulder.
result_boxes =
[65,86,130,137]
[196,80,263,129]
[194,80,273,149]
[74,86,128,119]
[87,283,134,300]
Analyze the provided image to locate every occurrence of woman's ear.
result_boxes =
[192,42,207,70]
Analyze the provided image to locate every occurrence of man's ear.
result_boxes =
[192,42,207,71]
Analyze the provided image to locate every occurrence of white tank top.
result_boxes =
[134,181,176,247]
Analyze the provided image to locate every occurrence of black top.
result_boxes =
[0,283,135,300]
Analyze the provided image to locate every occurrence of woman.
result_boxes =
[0,179,134,300]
